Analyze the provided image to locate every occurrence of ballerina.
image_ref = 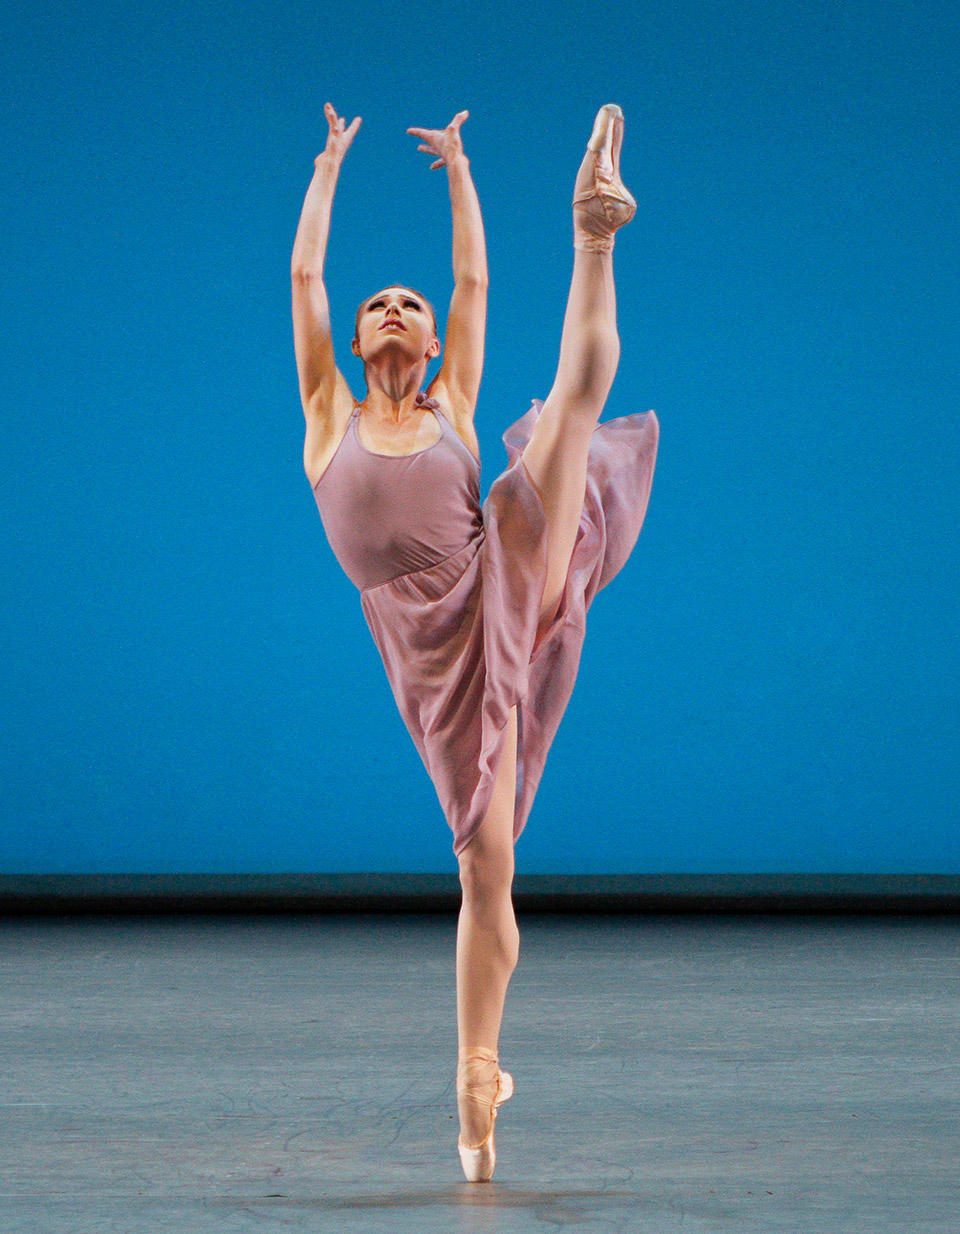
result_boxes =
[291,101,658,1181]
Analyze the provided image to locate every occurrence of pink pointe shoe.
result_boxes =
[572,102,637,252]
[456,1046,515,1182]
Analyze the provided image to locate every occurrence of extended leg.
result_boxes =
[455,702,520,1146]
[521,245,620,644]
[520,106,634,645]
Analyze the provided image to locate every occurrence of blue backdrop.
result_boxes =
[2,0,957,874]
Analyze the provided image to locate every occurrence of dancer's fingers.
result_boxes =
[320,104,361,161]
[325,103,352,138]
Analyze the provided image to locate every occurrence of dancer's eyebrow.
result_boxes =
[368,292,422,307]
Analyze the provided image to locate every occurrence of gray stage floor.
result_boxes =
[1,913,957,1232]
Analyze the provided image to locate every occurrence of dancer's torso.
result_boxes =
[311,397,483,591]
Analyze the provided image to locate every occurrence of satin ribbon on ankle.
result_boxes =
[574,233,616,253]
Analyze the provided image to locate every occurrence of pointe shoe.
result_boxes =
[456,1046,515,1182]
[572,103,637,252]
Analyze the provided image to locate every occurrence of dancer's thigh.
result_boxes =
[458,703,518,881]
[519,395,597,635]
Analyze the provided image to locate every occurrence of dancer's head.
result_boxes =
[352,285,440,387]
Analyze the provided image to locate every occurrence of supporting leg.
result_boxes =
[455,703,520,1146]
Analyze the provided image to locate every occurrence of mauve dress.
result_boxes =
[311,390,659,856]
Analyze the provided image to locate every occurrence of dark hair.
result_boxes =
[353,285,438,344]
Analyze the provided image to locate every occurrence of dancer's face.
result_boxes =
[353,287,440,368]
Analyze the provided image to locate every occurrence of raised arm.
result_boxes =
[291,104,361,416]
[408,112,488,425]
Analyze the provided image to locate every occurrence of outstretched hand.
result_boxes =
[406,110,469,169]
[320,102,362,165]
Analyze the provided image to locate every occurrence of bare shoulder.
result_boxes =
[425,375,480,465]
[303,367,358,488]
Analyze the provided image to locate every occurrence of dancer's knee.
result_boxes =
[458,853,520,970]
[457,838,515,905]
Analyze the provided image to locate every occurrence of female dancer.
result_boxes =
[291,102,659,1181]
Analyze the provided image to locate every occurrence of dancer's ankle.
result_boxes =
[574,234,616,254]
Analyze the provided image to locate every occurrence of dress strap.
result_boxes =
[353,393,441,415]
[415,390,444,416]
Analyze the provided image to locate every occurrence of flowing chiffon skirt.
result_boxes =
[359,397,660,856]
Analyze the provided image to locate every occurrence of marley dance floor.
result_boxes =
[1,912,957,1232]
